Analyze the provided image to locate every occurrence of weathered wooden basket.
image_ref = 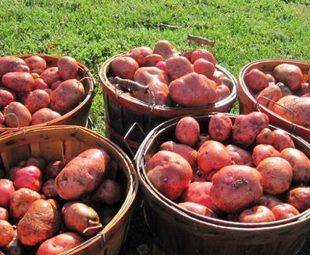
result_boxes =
[99,54,237,156]
[238,58,310,142]
[0,125,138,255]
[0,54,95,135]
[135,114,310,255]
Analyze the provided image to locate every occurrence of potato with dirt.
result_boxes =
[244,68,269,92]
[57,56,79,80]
[256,128,275,145]
[252,144,280,166]
[271,203,299,220]
[225,144,253,166]
[31,108,61,125]
[288,187,310,212]
[166,56,193,81]
[208,113,232,142]
[273,63,303,91]
[24,89,50,113]
[4,102,32,127]
[2,72,34,92]
[0,56,29,77]
[55,148,110,200]
[0,88,15,109]
[153,40,177,60]
[40,67,61,85]
[175,116,200,147]
[272,129,295,151]
[0,220,14,247]
[24,55,47,74]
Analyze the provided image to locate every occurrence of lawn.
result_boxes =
[0,0,309,254]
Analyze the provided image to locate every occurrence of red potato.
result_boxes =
[272,129,295,151]
[45,160,64,178]
[13,165,42,192]
[17,199,60,246]
[160,141,198,169]
[24,56,47,74]
[170,72,217,107]
[257,195,282,209]
[42,179,58,198]
[134,66,169,85]
[216,85,231,101]
[9,188,41,219]
[93,179,123,205]
[255,84,282,109]
[0,56,29,77]
[183,181,217,212]
[232,112,269,147]
[63,202,102,237]
[226,144,253,166]
[288,187,310,212]
[257,157,293,195]
[181,50,194,61]
[2,72,34,92]
[252,144,280,166]
[210,165,263,213]
[145,150,193,200]
[57,56,79,80]
[244,68,269,92]
[4,102,32,127]
[0,220,14,247]
[271,203,299,220]
[37,232,84,255]
[0,179,15,208]
[33,78,48,89]
[0,88,15,108]
[190,49,216,65]
[273,63,303,91]
[26,156,46,169]
[156,60,168,73]
[111,56,139,80]
[143,53,163,67]
[266,73,276,83]
[197,140,232,174]
[31,108,61,125]
[193,58,215,78]
[256,128,275,145]
[0,207,9,221]
[178,202,216,218]
[40,67,61,85]
[166,56,193,81]
[24,89,50,113]
[50,79,85,112]
[239,205,275,223]
[127,46,153,65]
[281,148,310,183]
[153,40,177,60]
[175,116,200,146]
[208,113,232,142]
[55,148,110,200]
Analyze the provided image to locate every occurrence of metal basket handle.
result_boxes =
[124,122,146,158]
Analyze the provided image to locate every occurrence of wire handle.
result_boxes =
[123,122,146,158]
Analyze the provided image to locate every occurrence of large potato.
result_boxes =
[4,102,32,127]
[2,72,34,92]
[55,148,110,200]
[169,72,217,107]
[0,56,29,77]
[273,63,303,91]
[111,56,139,80]
[57,56,79,80]
[252,144,280,166]
[166,56,193,80]
[153,40,177,60]
[24,56,47,74]
[31,108,61,125]
[50,79,85,112]
[24,89,50,113]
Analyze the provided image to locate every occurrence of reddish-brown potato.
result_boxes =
[216,85,231,101]
[26,156,46,169]
[14,165,42,192]
[255,84,282,109]
[166,56,193,81]
[40,67,61,85]
[0,207,9,221]
[198,140,232,174]
[0,88,15,108]
[142,53,163,66]
[42,179,58,198]
[31,108,61,125]
[33,77,49,90]
[178,202,216,218]
[160,141,198,169]
[2,72,34,92]
[190,49,216,65]
[57,56,79,80]
[271,203,299,220]
[24,56,47,74]
[181,50,194,61]
[93,179,123,205]
[239,205,275,223]
[156,60,168,73]
[45,160,64,178]
[288,187,310,212]
[134,66,169,85]
[193,58,215,79]
[24,89,50,113]
[210,165,263,213]
[37,232,84,255]
[145,150,193,200]
[252,144,280,166]
[50,79,85,112]
[226,144,253,166]
[244,68,269,92]
[55,148,110,200]
[4,102,32,127]
[0,56,29,77]
[272,129,295,152]
[153,40,177,60]
[281,148,310,183]
[256,128,275,145]
[127,46,153,65]
[170,72,217,106]
[0,179,15,208]
[257,194,282,209]
[0,220,14,247]
[175,116,200,146]
[266,73,276,83]
[273,63,303,91]
[257,157,293,194]
[208,113,232,142]
[111,56,139,80]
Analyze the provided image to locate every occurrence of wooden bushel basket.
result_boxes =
[0,54,95,135]
[135,114,310,255]
[0,126,138,255]
[99,54,237,156]
[238,58,310,142]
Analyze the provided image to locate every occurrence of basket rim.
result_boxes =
[0,54,95,133]
[98,53,237,117]
[238,58,310,134]
[135,113,310,231]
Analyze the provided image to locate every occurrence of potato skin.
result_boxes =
[255,84,282,109]
[31,108,61,125]
[111,56,139,80]
[0,220,14,247]
[127,46,153,65]
[257,194,282,209]
[190,49,216,65]
[153,40,177,60]
[272,129,295,151]
[24,56,47,74]
[134,66,169,85]
[175,116,200,146]
[193,58,215,79]
[208,113,232,142]
[166,56,193,81]
[36,232,84,255]
[50,79,85,112]
[2,72,34,92]
[0,88,15,109]
[273,63,303,91]
[271,203,299,220]
[239,205,275,223]
[142,53,163,67]
[24,89,50,113]
[93,179,123,205]
[40,67,61,85]
[288,187,310,212]
[0,56,29,77]
[256,128,274,145]
[57,56,79,80]
[226,144,253,166]
[178,202,216,218]
[4,102,32,127]
[244,68,269,92]
[252,144,280,166]
[55,148,110,200]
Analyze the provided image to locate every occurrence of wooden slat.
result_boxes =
[38,141,64,163]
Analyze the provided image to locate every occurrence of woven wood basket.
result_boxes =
[99,54,237,156]
[238,58,310,142]
[135,114,310,255]
[0,54,95,135]
[0,125,138,255]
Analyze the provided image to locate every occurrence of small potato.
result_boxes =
[4,102,32,127]
[256,128,275,145]
[33,78,48,89]
[255,84,282,109]
[24,56,47,74]
[142,53,163,66]
[127,46,153,65]
[0,56,29,76]
[50,79,85,112]
[40,67,61,85]
[45,160,64,178]
[208,113,232,142]
[153,40,177,60]
[272,129,295,152]
[26,156,46,169]
[193,58,215,78]
[273,63,303,91]
[216,84,231,101]
[166,56,193,81]
[178,202,216,218]
[0,179,15,208]
[0,220,14,247]
[175,116,200,146]
[0,88,15,108]
[42,179,58,198]
[244,68,269,92]
[31,108,61,125]
[2,72,34,92]
[257,194,282,209]
[252,144,280,166]
[134,66,169,85]
[0,207,9,221]
[93,179,123,205]
[13,165,42,192]
[288,187,310,212]
[57,56,79,80]
[24,89,50,113]
[239,205,275,223]
[271,203,299,220]
[226,144,253,166]
[111,56,139,80]
[190,49,216,65]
